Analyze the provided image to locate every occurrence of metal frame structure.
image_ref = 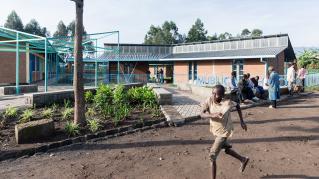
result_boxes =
[0,27,120,94]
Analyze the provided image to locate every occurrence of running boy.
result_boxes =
[201,85,249,179]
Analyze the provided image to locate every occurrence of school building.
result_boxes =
[101,34,296,84]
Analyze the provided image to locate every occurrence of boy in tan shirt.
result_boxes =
[201,85,249,179]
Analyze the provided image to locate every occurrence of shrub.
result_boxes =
[113,104,130,126]
[152,106,162,117]
[87,118,102,133]
[85,107,96,118]
[64,121,80,137]
[4,106,18,119]
[113,85,126,104]
[127,86,157,110]
[62,107,74,120]
[20,109,33,123]
[51,103,58,112]
[64,99,71,108]
[42,108,54,119]
[85,90,94,103]
[94,84,114,119]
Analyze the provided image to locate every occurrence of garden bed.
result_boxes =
[0,85,165,160]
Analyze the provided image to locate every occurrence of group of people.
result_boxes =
[146,68,164,83]
[228,71,267,104]
[287,62,307,95]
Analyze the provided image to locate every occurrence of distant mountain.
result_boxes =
[294,47,319,56]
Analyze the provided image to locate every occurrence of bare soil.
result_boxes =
[0,106,164,152]
[0,93,319,179]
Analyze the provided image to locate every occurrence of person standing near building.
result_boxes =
[146,69,151,83]
[201,85,249,179]
[268,66,280,108]
[227,71,241,103]
[287,63,296,95]
[159,68,164,84]
[297,65,307,92]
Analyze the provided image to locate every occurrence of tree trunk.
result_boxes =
[73,0,86,125]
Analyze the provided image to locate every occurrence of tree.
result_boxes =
[24,19,50,37]
[241,28,251,37]
[207,33,218,41]
[4,10,24,31]
[186,18,208,42]
[71,0,86,126]
[298,50,319,69]
[67,20,87,37]
[218,32,232,40]
[251,29,263,37]
[144,21,182,45]
[53,21,68,37]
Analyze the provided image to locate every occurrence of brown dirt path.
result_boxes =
[0,93,319,179]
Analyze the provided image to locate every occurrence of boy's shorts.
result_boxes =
[209,136,232,161]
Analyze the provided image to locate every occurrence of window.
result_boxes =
[188,62,192,80]
[232,59,244,80]
[193,61,198,80]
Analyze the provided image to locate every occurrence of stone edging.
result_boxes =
[0,118,167,162]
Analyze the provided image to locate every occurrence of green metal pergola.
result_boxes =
[0,27,120,94]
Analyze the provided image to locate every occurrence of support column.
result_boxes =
[117,32,120,84]
[95,39,98,87]
[56,53,59,82]
[15,32,20,94]
[44,39,48,92]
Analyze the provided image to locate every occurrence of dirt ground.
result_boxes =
[0,93,318,179]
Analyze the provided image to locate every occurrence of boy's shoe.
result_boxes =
[240,157,250,172]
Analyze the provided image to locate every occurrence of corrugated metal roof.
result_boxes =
[161,47,287,61]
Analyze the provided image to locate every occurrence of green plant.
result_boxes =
[113,85,127,104]
[42,108,54,119]
[113,104,131,126]
[20,109,33,123]
[4,106,18,119]
[87,118,102,133]
[64,121,80,137]
[127,86,157,110]
[51,103,58,112]
[64,99,71,108]
[85,107,96,117]
[152,106,162,117]
[85,90,94,103]
[62,107,74,120]
[94,84,114,119]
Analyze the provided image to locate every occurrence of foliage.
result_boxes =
[113,85,127,104]
[218,32,232,40]
[85,107,96,118]
[4,10,24,31]
[4,106,18,119]
[64,121,80,137]
[24,19,50,37]
[152,106,162,117]
[62,107,74,120]
[251,29,263,37]
[298,50,319,69]
[127,86,157,110]
[42,108,54,119]
[186,19,208,43]
[64,99,71,108]
[87,118,102,133]
[144,21,183,45]
[20,109,33,123]
[113,104,130,126]
[51,103,58,112]
[94,84,114,118]
[53,21,68,37]
[67,20,87,37]
[241,28,251,37]
[85,90,94,103]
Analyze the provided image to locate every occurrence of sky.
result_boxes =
[0,0,318,47]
